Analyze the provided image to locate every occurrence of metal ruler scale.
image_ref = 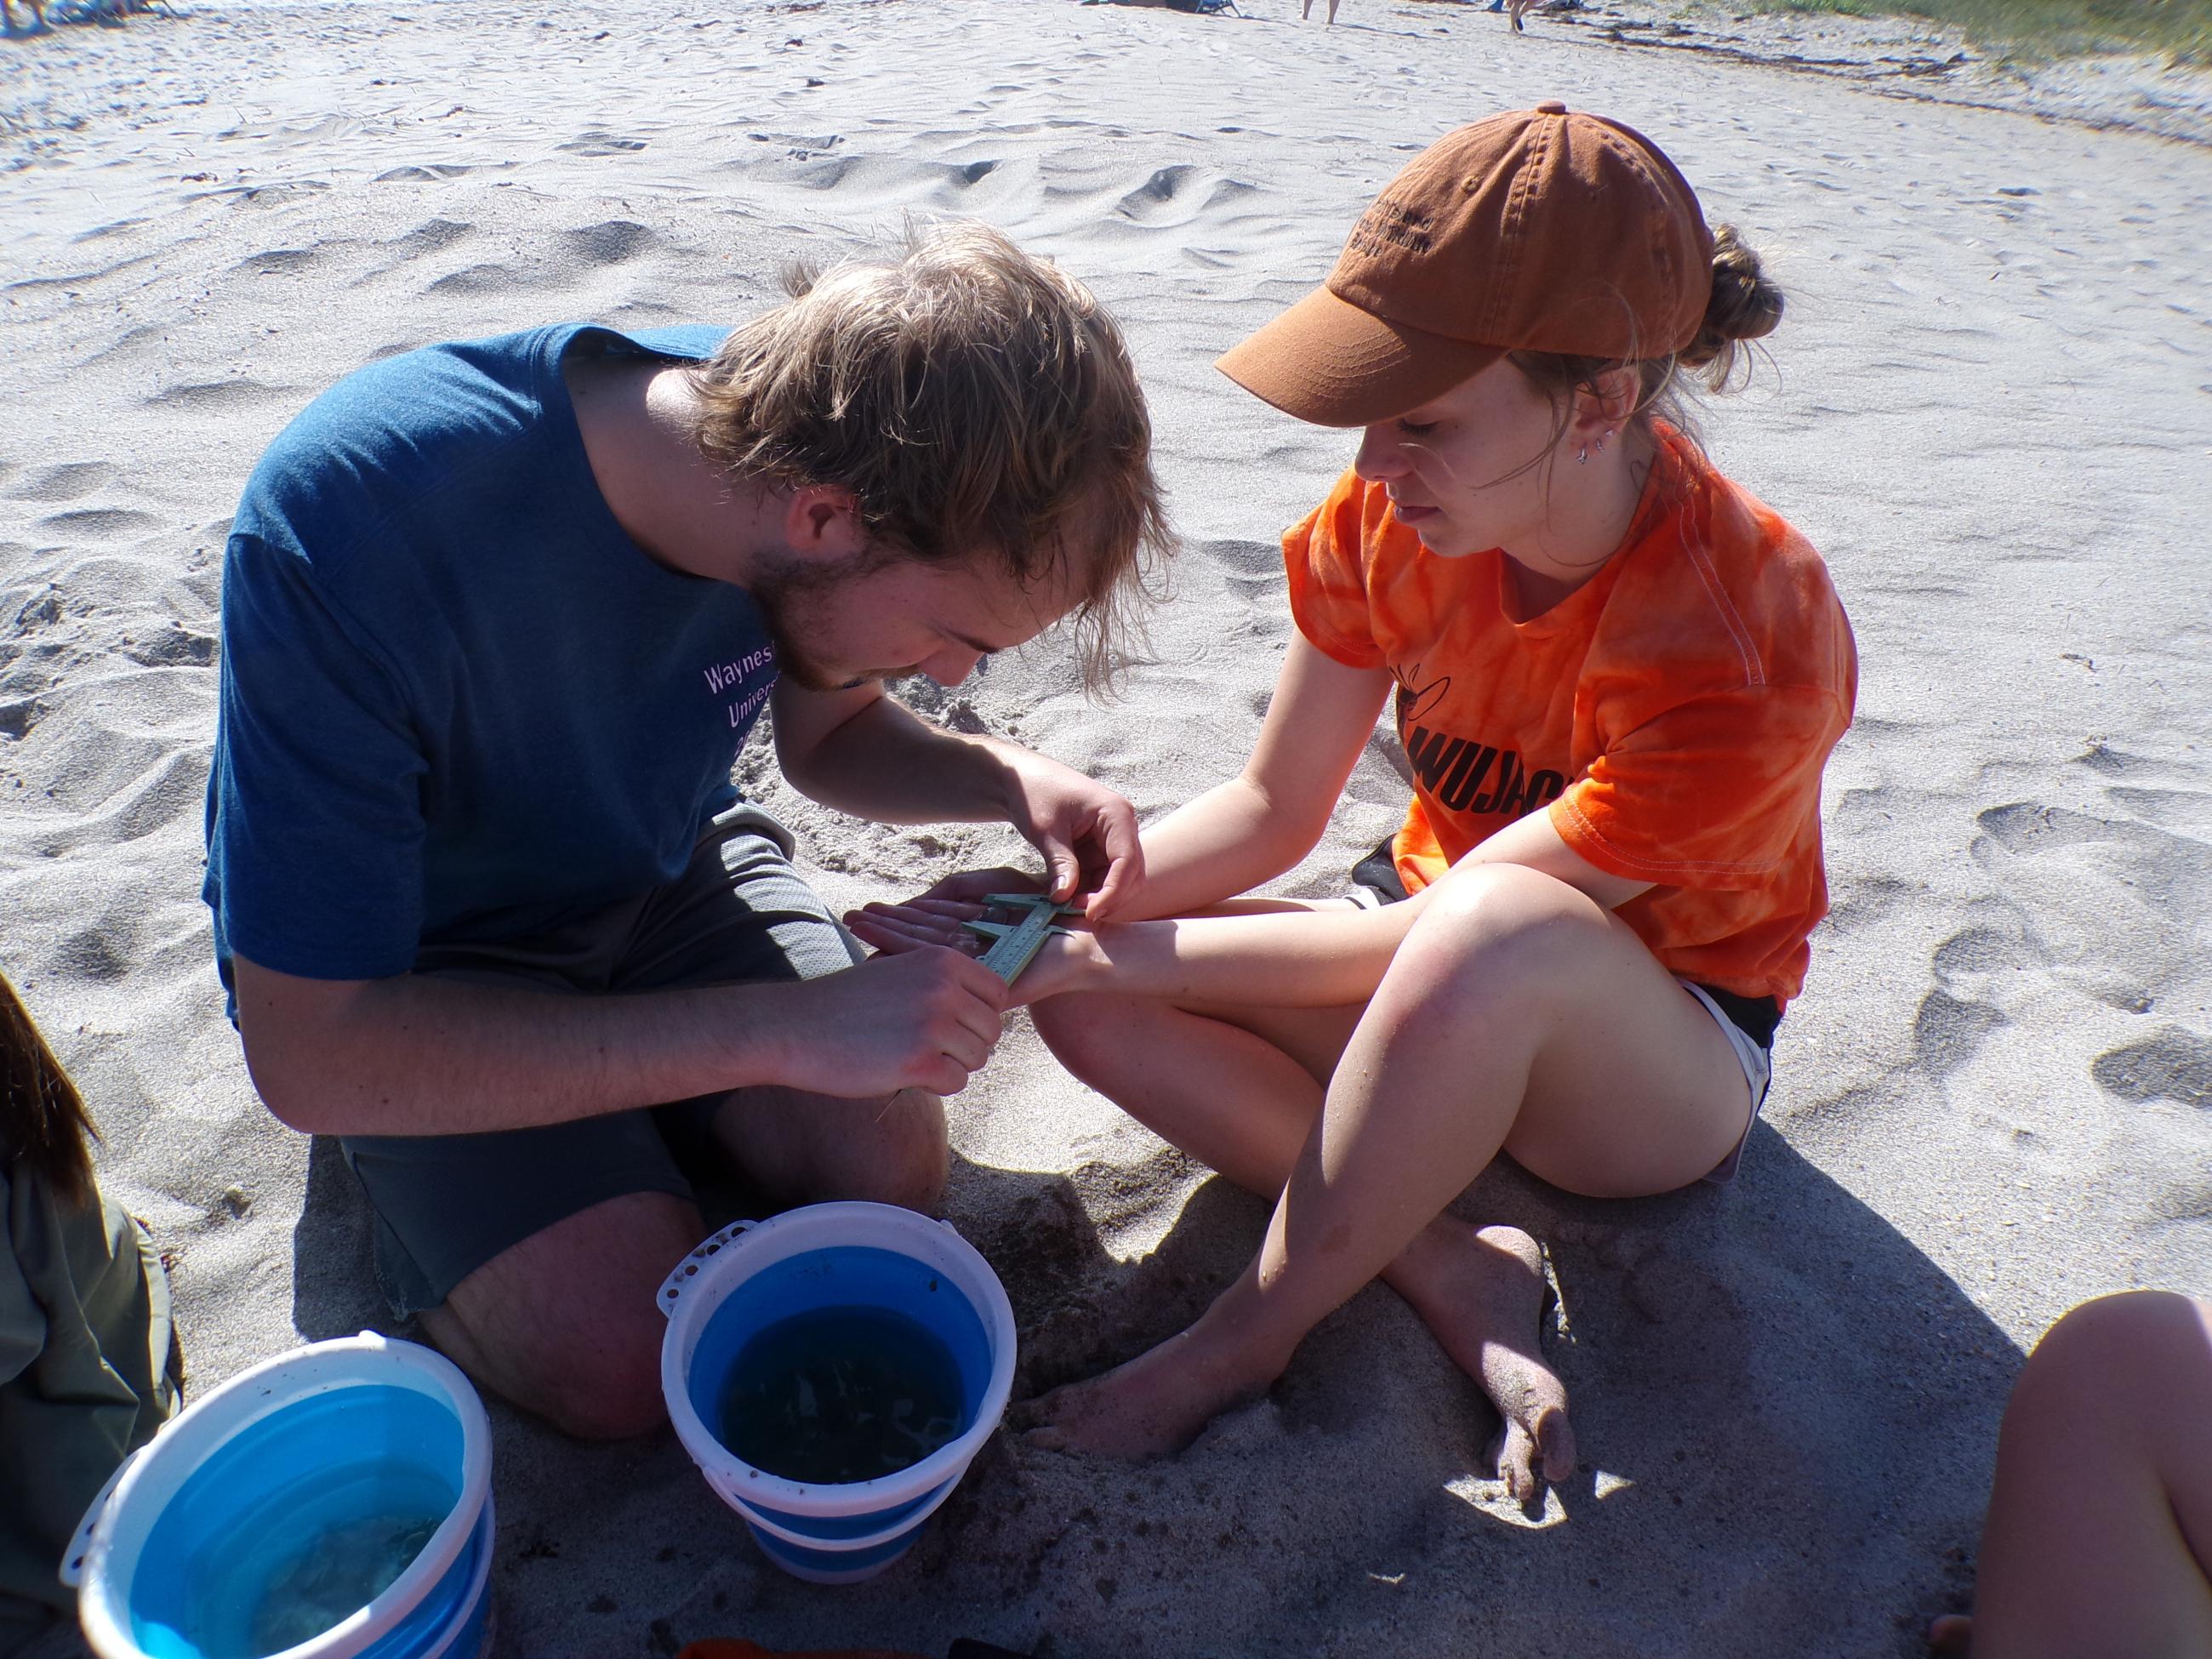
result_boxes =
[970,893,1078,986]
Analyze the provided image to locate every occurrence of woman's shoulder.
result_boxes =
[1607,436,1854,698]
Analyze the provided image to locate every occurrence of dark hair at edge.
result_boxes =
[3,971,99,1208]
[684,220,1174,693]
[1510,224,1786,463]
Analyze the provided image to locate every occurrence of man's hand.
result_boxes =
[755,947,1014,1098]
[996,748,1144,920]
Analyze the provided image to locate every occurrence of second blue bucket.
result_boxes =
[658,1202,1016,1583]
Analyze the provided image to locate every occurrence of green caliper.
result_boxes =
[961,892,1081,987]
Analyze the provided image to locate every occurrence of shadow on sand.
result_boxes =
[288,1130,2018,1658]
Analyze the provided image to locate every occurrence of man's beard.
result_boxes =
[744,546,891,693]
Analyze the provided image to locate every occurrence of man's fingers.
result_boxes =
[1082,806,1145,919]
[1033,834,1082,903]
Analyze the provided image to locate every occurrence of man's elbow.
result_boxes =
[232,964,379,1137]
[240,1039,344,1136]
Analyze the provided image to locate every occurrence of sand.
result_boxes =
[4,0,2210,1652]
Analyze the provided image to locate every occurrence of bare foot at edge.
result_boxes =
[1018,1325,1278,1462]
[1388,1220,1576,1504]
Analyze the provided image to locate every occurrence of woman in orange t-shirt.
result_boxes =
[850,106,1856,1486]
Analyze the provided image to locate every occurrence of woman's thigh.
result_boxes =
[1479,903,1753,1197]
[1178,998,1368,1088]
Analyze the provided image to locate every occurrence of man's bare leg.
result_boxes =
[710,1083,949,1214]
[1030,864,1748,1470]
[419,1189,704,1440]
[413,1086,944,1440]
[1931,1291,2212,1656]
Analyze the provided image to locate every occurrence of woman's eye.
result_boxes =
[1398,419,1438,437]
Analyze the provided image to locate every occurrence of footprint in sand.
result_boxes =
[559,219,657,265]
[2093,1028,2212,1111]
[36,508,162,540]
[556,130,648,155]
[144,379,293,412]
[6,461,118,505]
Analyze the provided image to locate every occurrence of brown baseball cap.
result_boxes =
[1217,104,1715,427]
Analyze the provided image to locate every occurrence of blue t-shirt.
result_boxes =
[203,322,783,983]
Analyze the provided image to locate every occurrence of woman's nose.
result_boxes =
[1353,424,1407,482]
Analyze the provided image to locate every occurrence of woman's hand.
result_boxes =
[844,890,1101,1006]
[845,894,989,961]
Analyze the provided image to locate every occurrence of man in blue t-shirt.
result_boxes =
[205,224,1172,1439]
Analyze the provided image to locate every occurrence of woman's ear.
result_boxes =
[1571,368,1641,439]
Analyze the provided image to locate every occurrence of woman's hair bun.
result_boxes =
[1679,224,1783,391]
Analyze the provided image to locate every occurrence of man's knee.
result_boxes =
[841,1087,949,1211]
[420,1301,668,1441]
[536,1345,668,1442]
[778,1086,949,1213]
[419,1189,698,1441]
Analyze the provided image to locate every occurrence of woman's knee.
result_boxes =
[2023,1291,2212,1404]
[1400,863,1611,989]
[1030,991,1145,1086]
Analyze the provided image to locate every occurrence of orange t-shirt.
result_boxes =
[1284,430,1856,1006]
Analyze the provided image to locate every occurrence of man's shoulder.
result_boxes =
[232,327,572,563]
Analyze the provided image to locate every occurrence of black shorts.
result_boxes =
[339,806,862,1320]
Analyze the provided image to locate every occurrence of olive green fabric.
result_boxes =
[0,1160,177,1655]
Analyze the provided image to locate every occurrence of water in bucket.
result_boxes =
[661,1206,1018,1583]
[715,1304,964,1485]
[129,1383,460,1659]
[245,1512,442,1657]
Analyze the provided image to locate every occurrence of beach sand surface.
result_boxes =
[5,0,2210,1653]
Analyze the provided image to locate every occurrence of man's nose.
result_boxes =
[921,646,983,687]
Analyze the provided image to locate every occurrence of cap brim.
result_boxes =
[1216,285,1507,429]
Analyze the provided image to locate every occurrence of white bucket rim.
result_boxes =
[726,1469,961,1554]
[658,1202,1016,1520]
[77,1332,492,1659]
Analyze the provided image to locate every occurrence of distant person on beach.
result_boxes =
[1,972,178,1651]
[1300,0,1341,26]
[853,106,1855,1490]
[204,223,1171,1440]
[1929,1291,2212,1657]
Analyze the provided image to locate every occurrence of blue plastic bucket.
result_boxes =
[66,1333,494,1659]
[658,1202,1016,1584]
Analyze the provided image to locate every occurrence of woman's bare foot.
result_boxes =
[1020,1315,1289,1461]
[1386,1219,1576,1503]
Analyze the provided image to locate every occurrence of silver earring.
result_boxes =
[1576,445,1588,465]
[1595,429,1612,454]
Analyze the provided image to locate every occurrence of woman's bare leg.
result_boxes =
[1029,862,1751,1462]
[1933,1291,2212,1656]
[1035,983,1573,1495]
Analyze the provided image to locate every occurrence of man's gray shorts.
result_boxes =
[339,805,863,1320]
